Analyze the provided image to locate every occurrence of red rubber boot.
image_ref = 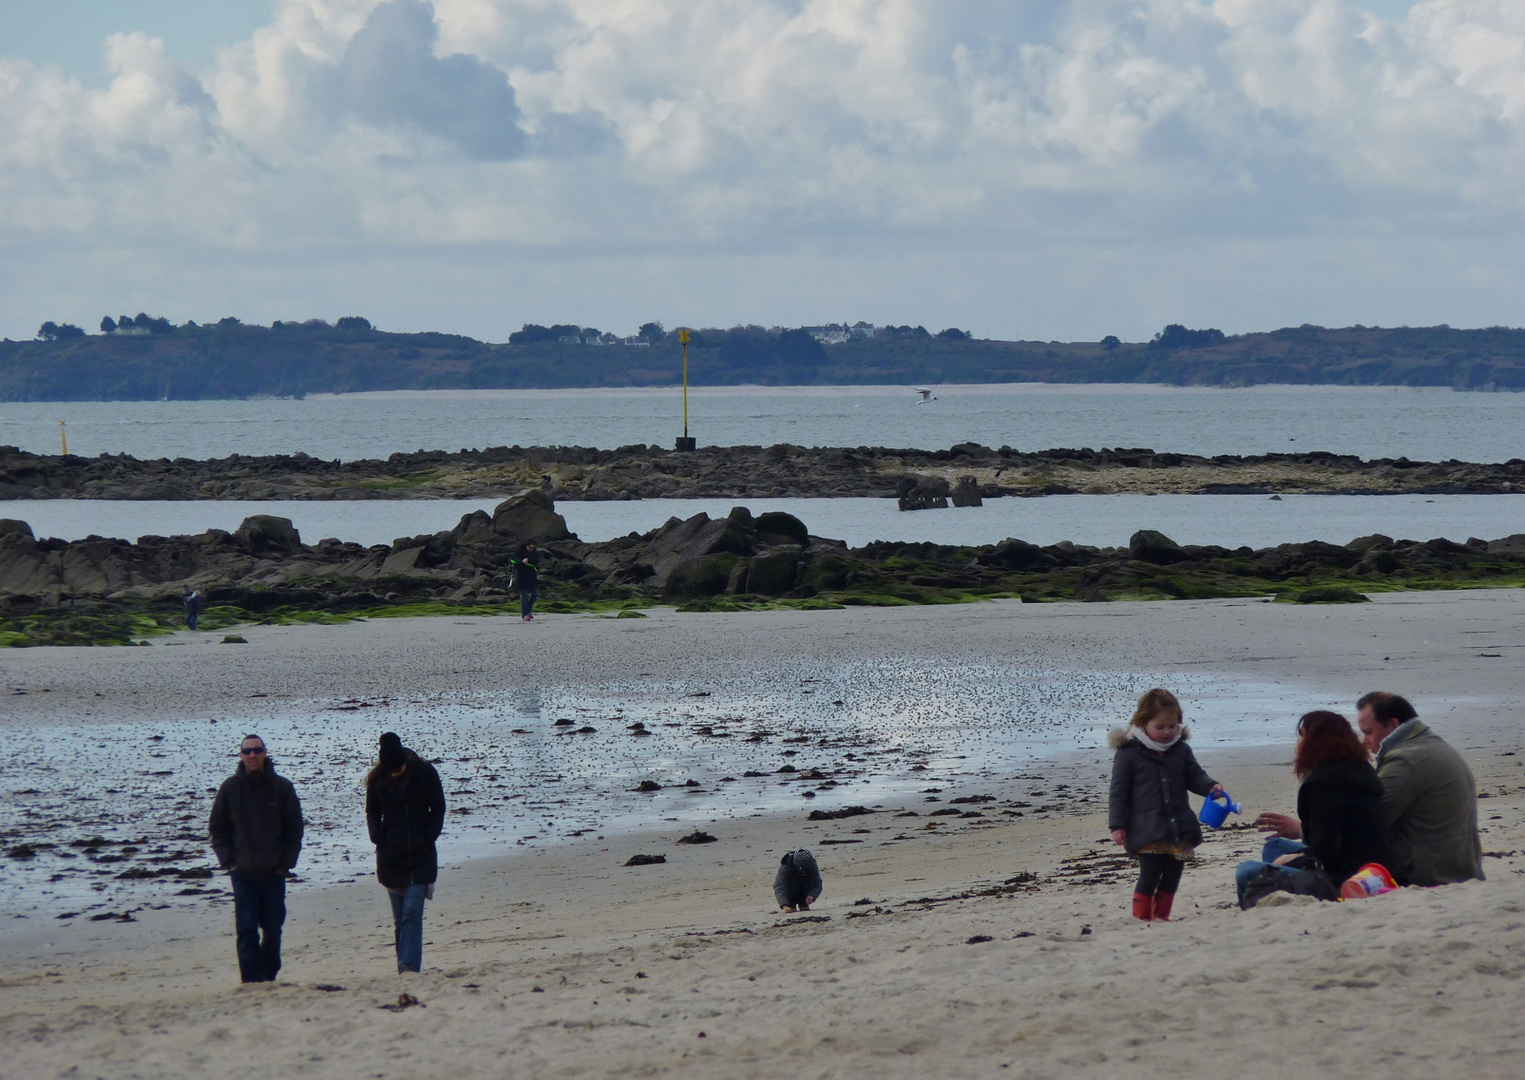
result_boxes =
[1152,892,1175,922]
[1131,892,1153,921]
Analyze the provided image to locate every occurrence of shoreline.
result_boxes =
[3,593,1523,1077]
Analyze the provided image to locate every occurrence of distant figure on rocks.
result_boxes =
[183,587,204,630]
[774,848,823,912]
[209,734,304,983]
[513,539,540,621]
[1109,688,1223,922]
[366,733,446,973]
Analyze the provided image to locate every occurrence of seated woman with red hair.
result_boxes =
[1236,710,1391,907]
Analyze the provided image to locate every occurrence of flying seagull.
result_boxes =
[914,387,938,404]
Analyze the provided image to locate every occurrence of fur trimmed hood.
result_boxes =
[1108,725,1192,750]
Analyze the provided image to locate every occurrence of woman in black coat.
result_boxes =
[365,732,446,973]
[1239,710,1390,907]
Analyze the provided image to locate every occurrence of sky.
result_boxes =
[0,0,1518,344]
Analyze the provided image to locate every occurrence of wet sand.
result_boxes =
[2,593,1524,1078]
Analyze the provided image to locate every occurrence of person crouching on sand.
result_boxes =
[365,733,446,973]
[774,849,823,913]
[1109,688,1223,922]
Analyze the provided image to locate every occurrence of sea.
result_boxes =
[2,384,1524,547]
[3,383,1525,463]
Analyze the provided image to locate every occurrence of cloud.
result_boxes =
[1,0,1524,339]
[324,0,526,159]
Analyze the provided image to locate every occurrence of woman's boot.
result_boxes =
[1151,892,1175,922]
[1131,892,1153,921]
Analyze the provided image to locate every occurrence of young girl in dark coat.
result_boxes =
[365,733,446,973]
[773,849,823,912]
[1109,688,1223,921]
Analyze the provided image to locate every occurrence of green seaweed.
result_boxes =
[1276,586,1372,604]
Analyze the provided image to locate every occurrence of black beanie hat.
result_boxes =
[379,732,407,771]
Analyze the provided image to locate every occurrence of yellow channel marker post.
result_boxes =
[675,329,695,451]
[59,419,68,456]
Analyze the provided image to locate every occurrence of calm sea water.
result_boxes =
[5,493,1523,549]
[3,384,1525,462]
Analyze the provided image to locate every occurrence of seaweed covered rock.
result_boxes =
[951,476,983,507]
[744,546,802,595]
[754,511,809,545]
[898,476,950,511]
[978,538,1050,571]
[492,489,570,542]
[235,515,301,554]
[1128,530,1190,565]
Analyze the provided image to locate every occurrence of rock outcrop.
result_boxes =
[951,476,983,507]
[4,489,1525,646]
[5,443,1524,503]
[898,476,949,511]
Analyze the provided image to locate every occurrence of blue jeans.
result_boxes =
[1236,837,1309,907]
[388,884,429,973]
[230,872,286,983]
[521,585,539,618]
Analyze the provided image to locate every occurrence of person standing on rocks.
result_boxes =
[513,539,540,621]
[183,587,204,630]
[209,734,304,983]
[773,849,823,912]
[365,733,447,973]
[1109,688,1223,922]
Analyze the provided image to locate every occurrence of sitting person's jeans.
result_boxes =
[1235,837,1309,907]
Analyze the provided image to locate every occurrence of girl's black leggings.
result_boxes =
[1135,853,1184,896]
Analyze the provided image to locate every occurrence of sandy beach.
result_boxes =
[3,593,1524,1078]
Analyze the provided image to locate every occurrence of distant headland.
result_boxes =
[3,317,1524,401]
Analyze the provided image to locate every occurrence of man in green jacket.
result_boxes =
[1357,693,1484,887]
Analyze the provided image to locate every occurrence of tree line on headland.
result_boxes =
[3,315,1524,401]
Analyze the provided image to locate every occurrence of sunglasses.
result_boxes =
[239,747,266,755]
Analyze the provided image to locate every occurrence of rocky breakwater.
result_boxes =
[4,443,1525,502]
[5,497,1525,646]
[0,493,844,643]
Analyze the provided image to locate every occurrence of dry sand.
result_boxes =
[2,593,1524,1078]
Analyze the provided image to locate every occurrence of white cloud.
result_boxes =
[1,0,1523,340]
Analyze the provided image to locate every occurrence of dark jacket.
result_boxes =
[1108,727,1217,853]
[773,851,824,907]
[1297,759,1390,884]
[513,545,539,589]
[1376,720,1484,886]
[366,752,447,888]
[209,763,304,880]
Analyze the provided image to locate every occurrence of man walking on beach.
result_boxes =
[183,587,204,630]
[514,539,540,621]
[209,735,304,983]
[1356,692,1483,887]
